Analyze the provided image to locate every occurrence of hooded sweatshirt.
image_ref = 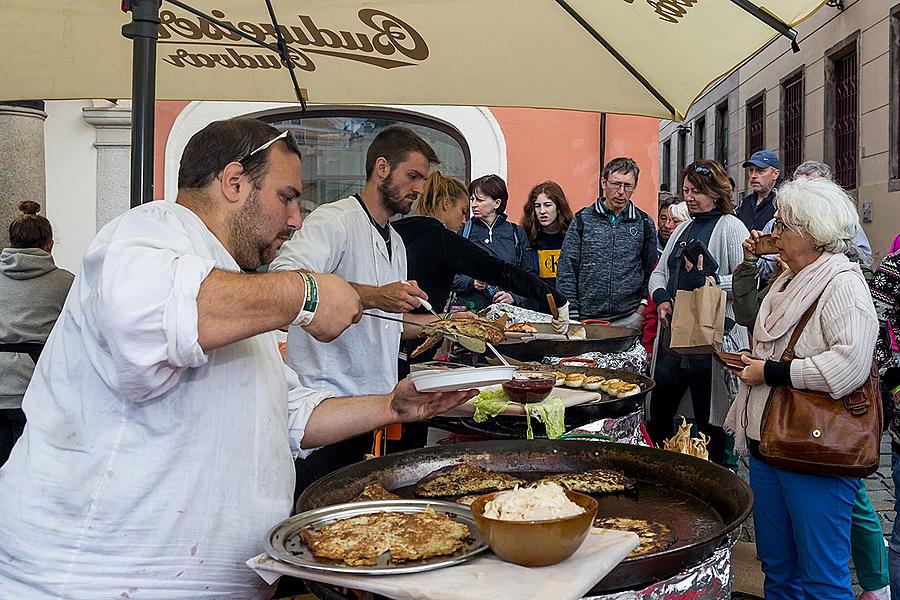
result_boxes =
[0,248,74,408]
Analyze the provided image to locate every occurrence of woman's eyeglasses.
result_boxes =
[772,218,795,234]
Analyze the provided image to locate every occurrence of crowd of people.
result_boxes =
[0,116,896,599]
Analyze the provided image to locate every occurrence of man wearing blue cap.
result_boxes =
[737,150,781,232]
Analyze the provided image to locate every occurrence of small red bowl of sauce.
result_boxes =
[502,371,556,404]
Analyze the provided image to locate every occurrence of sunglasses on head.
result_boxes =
[238,130,301,166]
[691,165,714,178]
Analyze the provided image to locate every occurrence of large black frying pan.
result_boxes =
[297,440,752,593]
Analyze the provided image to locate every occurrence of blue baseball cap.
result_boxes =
[742,150,781,170]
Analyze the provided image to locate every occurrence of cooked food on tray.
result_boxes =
[506,322,538,334]
[607,381,641,398]
[554,371,567,386]
[414,464,525,498]
[299,507,469,566]
[564,373,586,388]
[597,378,623,393]
[482,482,585,521]
[593,517,677,557]
[538,468,637,494]
[410,316,507,358]
[352,482,400,502]
[582,375,606,391]
[454,494,481,506]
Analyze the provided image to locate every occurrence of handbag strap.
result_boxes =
[780,298,820,361]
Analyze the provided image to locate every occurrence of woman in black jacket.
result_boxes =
[451,175,537,311]
[394,172,568,363]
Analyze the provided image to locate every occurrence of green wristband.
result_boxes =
[292,272,319,326]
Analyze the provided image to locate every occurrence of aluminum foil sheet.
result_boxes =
[480,303,554,323]
[584,534,736,600]
[562,409,649,446]
[544,339,649,374]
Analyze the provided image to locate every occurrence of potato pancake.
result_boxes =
[299,509,469,566]
[593,516,676,557]
[538,468,637,494]
[352,482,401,502]
[413,464,525,498]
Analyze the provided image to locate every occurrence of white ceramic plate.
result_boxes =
[408,365,517,392]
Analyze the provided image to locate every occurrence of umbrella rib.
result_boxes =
[553,0,678,119]
[164,0,307,107]
[262,0,308,111]
[728,0,801,53]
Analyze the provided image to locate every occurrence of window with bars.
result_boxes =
[781,71,804,177]
[695,116,706,160]
[662,139,672,191]
[715,101,729,167]
[746,94,765,156]
[832,47,859,189]
[677,128,687,182]
[891,7,900,191]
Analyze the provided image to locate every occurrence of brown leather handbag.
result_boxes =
[759,299,882,478]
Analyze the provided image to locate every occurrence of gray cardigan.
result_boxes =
[0,248,74,408]
[648,214,750,427]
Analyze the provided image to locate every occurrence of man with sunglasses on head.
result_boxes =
[0,118,476,599]
[270,125,447,491]
[556,157,657,329]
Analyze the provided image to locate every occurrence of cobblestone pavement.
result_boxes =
[736,433,895,591]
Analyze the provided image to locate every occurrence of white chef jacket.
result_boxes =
[270,195,405,396]
[0,201,330,599]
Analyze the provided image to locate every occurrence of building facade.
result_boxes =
[20,101,658,274]
[660,0,900,259]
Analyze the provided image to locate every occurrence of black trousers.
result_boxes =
[648,328,727,465]
[0,408,26,467]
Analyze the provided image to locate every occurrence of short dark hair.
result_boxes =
[365,125,439,180]
[469,174,509,214]
[177,118,301,190]
[601,157,640,185]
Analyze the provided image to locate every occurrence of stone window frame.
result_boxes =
[890,5,900,191]
[662,137,672,191]
[823,29,861,192]
[745,90,766,158]
[715,100,729,167]
[694,114,706,160]
[779,66,805,178]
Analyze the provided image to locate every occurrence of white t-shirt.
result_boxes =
[271,196,406,396]
[0,201,329,599]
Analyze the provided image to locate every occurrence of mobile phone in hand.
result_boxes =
[755,234,777,255]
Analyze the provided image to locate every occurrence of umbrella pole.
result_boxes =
[122,0,161,208]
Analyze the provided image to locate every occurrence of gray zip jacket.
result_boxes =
[556,199,656,321]
[0,248,74,408]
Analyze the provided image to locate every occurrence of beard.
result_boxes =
[378,170,415,216]
[228,186,280,270]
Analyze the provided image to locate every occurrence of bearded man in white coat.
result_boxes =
[0,117,475,599]
[271,125,445,487]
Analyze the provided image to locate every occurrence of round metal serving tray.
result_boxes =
[266,499,488,575]
[298,440,753,593]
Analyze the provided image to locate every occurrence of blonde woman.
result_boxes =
[394,171,568,369]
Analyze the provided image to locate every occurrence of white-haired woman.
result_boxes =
[725,177,878,600]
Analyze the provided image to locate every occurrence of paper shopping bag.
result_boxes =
[669,277,726,354]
